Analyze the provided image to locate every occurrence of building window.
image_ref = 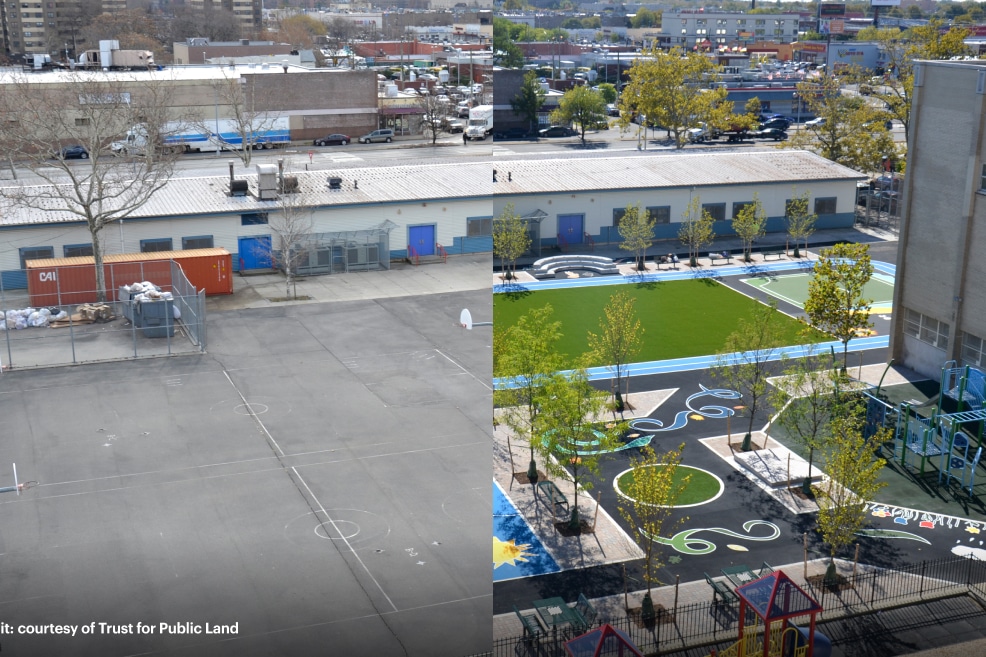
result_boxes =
[63,243,93,258]
[467,216,492,237]
[613,208,627,225]
[962,332,985,368]
[646,206,671,224]
[182,235,214,250]
[74,118,89,127]
[140,238,173,253]
[241,212,268,225]
[814,197,837,215]
[903,308,949,350]
[732,201,754,219]
[19,246,53,269]
[703,203,726,222]
[980,163,986,190]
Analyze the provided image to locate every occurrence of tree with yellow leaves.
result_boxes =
[619,47,732,149]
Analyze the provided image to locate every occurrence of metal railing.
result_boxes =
[488,556,986,657]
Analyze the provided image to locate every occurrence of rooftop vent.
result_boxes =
[328,177,343,190]
[230,179,249,197]
[256,164,277,200]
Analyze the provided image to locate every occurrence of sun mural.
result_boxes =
[493,536,536,569]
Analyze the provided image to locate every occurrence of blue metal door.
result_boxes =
[238,236,272,270]
[557,214,584,245]
[408,225,435,257]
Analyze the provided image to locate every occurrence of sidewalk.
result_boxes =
[207,252,492,312]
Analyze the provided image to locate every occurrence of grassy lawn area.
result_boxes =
[494,280,828,367]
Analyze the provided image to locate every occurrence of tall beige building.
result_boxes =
[0,0,262,60]
[889,59,986,379]
[185,0,262,35]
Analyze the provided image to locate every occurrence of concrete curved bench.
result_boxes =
[531,255,619,279]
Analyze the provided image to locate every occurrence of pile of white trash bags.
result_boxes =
[1,307,69,330]
[121,281,181,319]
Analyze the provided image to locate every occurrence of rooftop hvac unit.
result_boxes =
[230,179,249,196]
[328,177,343,190]
[280,175,299,193]
[256,164,278,200]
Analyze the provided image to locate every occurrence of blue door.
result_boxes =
[408,225,435,257]
[238,236,272,270]
[557,214,584,245]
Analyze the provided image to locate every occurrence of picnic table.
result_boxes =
[532,596,584,642]
[721,564,759,588]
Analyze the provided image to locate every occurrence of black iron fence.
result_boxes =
[487,556,986,657]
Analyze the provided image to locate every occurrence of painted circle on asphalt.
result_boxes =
[613,464,725,508]
[283,509,390,549]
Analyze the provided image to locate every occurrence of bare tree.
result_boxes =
[200,72,286,167]
[257,189,316,299]
[418,94,448,145]
[0,71,186,302]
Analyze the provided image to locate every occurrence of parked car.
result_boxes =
[805,117,827,128]
[759,118,791,131]
[494,127,530,141]
[446,120,466,134]
[358,129,394,144]
[313,133,350,146]
[55,144,89,159]
[539,125,577,138]
[606,103,620,117]
[859,83,874,96]
[756,128,788,141]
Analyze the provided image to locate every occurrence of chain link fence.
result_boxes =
[0,262,206,370]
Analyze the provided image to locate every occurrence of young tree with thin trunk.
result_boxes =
[550,85,607,146]
[493,203,531,281]
[712,300,786,452]
[256,190,316,299]
[539,368,625,531]
[731,193,767,263]
[618,443,689,620]
[617,203,656,271]
[0,72,184,302]
[814,397,887,585]
[769,348,838,496]
[785,190,817,258]
[510,70,546,137]
[418,94,446,145]
[678,196,715,268]
[587,291,642,416]
[804,243,873,372]
[495,305,564,482]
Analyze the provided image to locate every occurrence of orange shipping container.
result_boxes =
[26,248,233,307]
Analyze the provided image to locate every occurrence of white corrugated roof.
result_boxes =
[0,161,492,226]
[0,151,863,227]
[492,150,866,195]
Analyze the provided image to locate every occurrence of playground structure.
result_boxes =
[704,570,828,657]
[863,361,986,497]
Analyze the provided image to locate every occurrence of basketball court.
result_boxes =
[0,290,492,657]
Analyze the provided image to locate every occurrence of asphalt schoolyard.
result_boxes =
[0,260,493,657]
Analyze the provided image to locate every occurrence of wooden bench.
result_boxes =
[537,480,569,515]
[762,249,786,260]
[705,572,738,605]
[709,252,732,266]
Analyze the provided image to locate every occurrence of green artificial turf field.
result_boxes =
[494,280,827,367]
[616,465,723,506]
